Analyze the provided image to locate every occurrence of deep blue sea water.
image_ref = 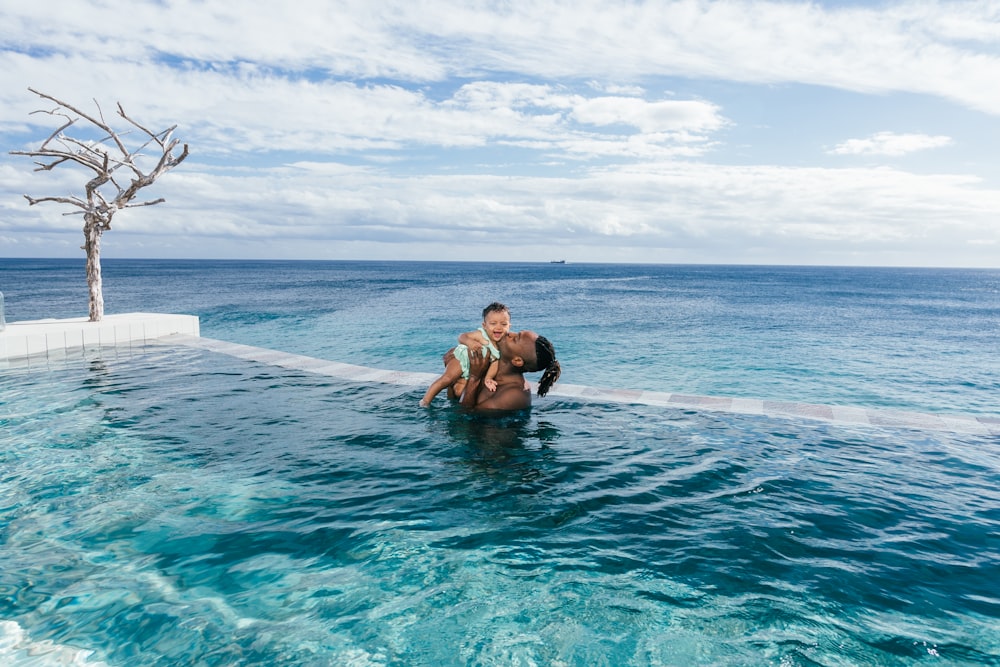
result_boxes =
[3,258,999,415]
[1,258,999,666]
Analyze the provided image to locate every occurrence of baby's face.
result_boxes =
[482,311,511,342]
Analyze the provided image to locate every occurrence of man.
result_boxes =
[458,329,561,411]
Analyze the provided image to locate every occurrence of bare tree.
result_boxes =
[10,88,189,321]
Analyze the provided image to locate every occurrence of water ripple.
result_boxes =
[2,348,998,665]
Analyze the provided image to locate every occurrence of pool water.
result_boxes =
[2,345,998,665]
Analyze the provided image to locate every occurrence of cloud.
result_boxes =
[829,132,953,156]
[3,1,1000,267]
[571,97,725,134]
[14,158,993,252]
[5,1,1000,113]
[1,59,719,161]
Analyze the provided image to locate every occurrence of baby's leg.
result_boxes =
[420,359,464,406]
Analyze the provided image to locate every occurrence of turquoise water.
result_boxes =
[2,345,998,665]
[3,259,999,415]
[1,259,999,665]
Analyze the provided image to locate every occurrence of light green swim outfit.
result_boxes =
[452,327,500,379]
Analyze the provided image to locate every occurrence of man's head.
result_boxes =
[497,330,561,397]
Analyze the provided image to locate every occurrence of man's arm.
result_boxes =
[459,349,530,411]
[458,351,489,409]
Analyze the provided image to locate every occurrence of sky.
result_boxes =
[2,0,1000,267]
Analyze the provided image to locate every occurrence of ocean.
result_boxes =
[3,258,999,415]
[1,258,998,665]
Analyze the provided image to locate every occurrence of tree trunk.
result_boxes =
[84,217,104,322]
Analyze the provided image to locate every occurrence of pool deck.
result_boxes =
[0,313,200,365]
[1,314,997,436]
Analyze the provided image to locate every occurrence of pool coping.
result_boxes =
[0,312,200,364]
[2,314,995,436]
[170,334,998,437]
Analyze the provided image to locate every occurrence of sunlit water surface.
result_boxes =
[2,346,998,666]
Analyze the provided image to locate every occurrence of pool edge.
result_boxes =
[0,313,200,365]
[169,334,999,437]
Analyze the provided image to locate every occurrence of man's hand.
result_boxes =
[461,347,531,412]
[466,345,491,378]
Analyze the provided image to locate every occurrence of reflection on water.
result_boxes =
[443,410,561,486]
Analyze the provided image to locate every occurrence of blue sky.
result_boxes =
[2,0,999,267]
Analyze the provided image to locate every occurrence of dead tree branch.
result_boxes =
[9,88,189,321]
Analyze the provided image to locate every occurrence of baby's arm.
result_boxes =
[484,359,499,391]
[458,329,489,354]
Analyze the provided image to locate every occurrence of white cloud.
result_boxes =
[571,97,725,134]
[2,1,1000,267]
[830,132,953,156]
[0,60,718,159]
[4,1,1000,113]
[10,157,996,261]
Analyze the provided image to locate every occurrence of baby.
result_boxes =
[419,302,511,407]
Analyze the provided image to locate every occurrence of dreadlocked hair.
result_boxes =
[534,335,561,397]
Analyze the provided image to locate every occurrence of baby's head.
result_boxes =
[481,302,511,342]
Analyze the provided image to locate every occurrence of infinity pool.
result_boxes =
[2,343,998,666]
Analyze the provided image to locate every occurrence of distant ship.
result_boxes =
[550,260,566,264]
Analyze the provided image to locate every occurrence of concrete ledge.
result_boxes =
[167,335,999,436]
[4,323,994,436]
[0,313,200,364]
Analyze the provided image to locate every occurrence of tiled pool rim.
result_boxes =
[0,313,200,361]
[2,314,997,436]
